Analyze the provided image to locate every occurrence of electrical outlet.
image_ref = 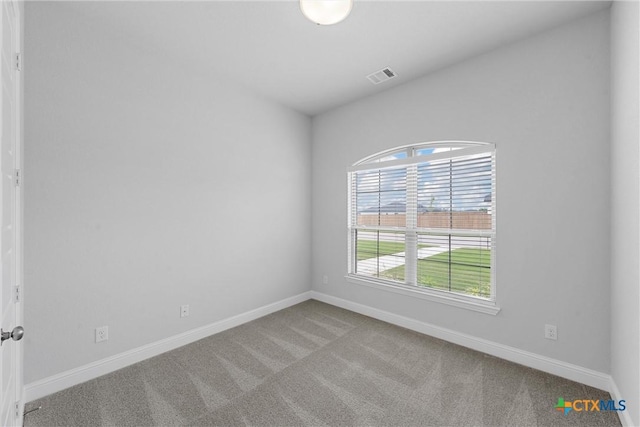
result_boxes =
[95,326,108,343]
[544,324,557,340]
[180,304,189,318]
[322,275,329,285]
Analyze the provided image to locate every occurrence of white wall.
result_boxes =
[610,1,640,425]
[312,11,611,373]
[24,2,311,384]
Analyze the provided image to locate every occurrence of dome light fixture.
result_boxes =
[300,0,353,25]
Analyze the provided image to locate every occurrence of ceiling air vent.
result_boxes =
[366,67,397,85]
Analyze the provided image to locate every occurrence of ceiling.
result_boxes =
[62,1,611,116]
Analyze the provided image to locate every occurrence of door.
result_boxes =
[0,1,22,426]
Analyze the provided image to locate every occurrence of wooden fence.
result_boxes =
[357,212,492,229]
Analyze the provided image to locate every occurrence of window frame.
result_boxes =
[346,141,499,315]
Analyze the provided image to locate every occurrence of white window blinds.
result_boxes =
[348,142,496,302]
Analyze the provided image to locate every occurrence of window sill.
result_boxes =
[345,274,501,315]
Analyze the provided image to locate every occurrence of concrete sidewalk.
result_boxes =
[356,246,451,276]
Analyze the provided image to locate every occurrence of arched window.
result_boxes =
[347,141,497,312]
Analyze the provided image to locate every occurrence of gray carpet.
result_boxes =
[24,300,621,426]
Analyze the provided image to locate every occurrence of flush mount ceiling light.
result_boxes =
[300,0,353,25]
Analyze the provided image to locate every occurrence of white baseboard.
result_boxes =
[25,291,312,402]
[609,377,636,427]
[310,291,612,392]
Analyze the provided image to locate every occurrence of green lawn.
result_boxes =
[381,247,491,298]
[356,239,405,261]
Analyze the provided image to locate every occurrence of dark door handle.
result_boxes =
[0,326,24,345]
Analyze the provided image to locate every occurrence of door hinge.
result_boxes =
[15,401,20,418]
[15,169,20,187]
[15,53,21,71]
[14,286,20,302]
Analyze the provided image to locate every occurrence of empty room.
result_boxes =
[0,0,638,426]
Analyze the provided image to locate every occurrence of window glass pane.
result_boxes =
[355,230,405,282]
[417,234,492,299]
[360,151,408,164]
[356,167,406,227]
[374,151,408,162]
[417,159,452,228]
[449,238,492,299]
[415,146,464,156]
[416,234,451,292]
[450,154,493,229]
[417,154,493,230]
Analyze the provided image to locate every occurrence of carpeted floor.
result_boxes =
[24,300,621,426]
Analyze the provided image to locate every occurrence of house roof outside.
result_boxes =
[361,202,429,214]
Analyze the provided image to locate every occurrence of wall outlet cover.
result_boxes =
[544,324,557,340]
[95,326,108,343]
[180,304,190,318]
